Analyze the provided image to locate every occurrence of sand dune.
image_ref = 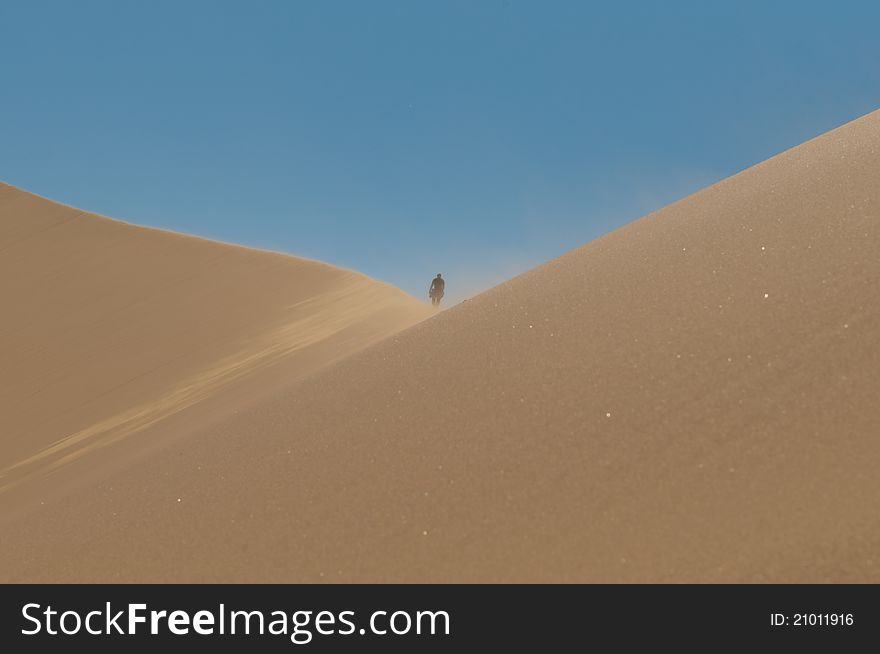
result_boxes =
[0,183,430,517]
[2,109,880,582]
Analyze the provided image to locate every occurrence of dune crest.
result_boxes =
[0,183,430,506]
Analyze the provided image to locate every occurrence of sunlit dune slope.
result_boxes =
[2,109,879,582]
[0,183,430,506]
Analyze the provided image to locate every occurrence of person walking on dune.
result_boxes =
[429,273,445,307]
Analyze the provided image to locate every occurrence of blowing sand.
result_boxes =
[2,110,879,582]
[0,184,430,518]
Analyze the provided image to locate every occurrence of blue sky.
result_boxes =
[2,1,878,301]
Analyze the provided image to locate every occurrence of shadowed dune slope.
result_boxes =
[0,183,430,509]
[2,110,880,582]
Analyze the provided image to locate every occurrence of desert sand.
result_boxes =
[0,184,430,519]
[1,109,879,582]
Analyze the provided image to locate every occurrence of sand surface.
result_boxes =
[0,184,430,519]
[1,110,879,582]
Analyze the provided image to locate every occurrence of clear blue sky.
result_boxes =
[2,1,878,301]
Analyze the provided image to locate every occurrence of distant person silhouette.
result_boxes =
[429,273,445,307]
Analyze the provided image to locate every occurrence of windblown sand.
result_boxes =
[0,186,430,518]
[1,110,879,582]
